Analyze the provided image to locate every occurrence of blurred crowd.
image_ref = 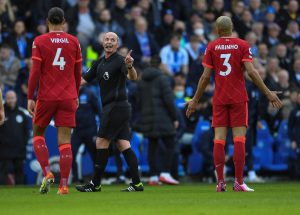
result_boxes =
[1,0,300,184]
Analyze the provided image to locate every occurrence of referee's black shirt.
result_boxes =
[83,52,128,107]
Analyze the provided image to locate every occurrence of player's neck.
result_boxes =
[48,24,64,33]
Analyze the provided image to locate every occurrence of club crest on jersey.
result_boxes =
[103,72,109,80]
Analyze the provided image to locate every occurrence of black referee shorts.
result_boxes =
[98,102,131,141]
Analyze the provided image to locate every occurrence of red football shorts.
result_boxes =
[33,99,77,128]
[212,102,248,128]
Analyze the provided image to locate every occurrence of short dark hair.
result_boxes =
[150,55,161,67]
[48,7,64,25]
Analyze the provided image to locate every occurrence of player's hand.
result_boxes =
[81,77,87,86]
[76,98,79,109]
[27,99,36,117]
[186,99,197,118]
[0,109,5,126]
[125,50,134,67]
[266,91,283,109]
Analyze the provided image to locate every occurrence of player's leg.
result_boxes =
[116,139,143,192]
[75,137,110,192]
[32,100,56,194]
[212,104,229,192]
[214,127,227,192]
[54,99,77,194]
[231,102,254,192]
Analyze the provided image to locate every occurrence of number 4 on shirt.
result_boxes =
[53,48,66,70]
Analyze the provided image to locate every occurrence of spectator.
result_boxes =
[125,16,159,67]
[136,56,179,185]
[192,0,208,19]
[285,21,300,45]
[235,10,252,39]
[66,0,96,59]
[252,22,264,43]
[94,9,125,40]
[265,57,281,90]
[264,6,276,25]
[275,43,292,71]
[15,58,31,108]
[0,43,20,90]
[137,0,153,30]
[93,0,106,17]
[209,0,225,21]
[245,31,258,57]
[264,22,281,48]
[71,85,100,183]
[173,20,189,47]
[288,91,300,180]
[290,58,300,88]
[245,76,264,182]
[257,43,268,66]
[0,0,15,32]
[0,90,29,185]
[185,35,205,93]
[278,0,300,30]
[278,69,293,119]
[4,20,32,68]
[249,0,265,22]
[160,33,189,76]
[154,9,175,46]
[111,0,130,30]
[124,5,142,34]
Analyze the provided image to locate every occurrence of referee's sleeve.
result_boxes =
[83,60,99,82]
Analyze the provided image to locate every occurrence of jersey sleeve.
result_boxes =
[202,44,213,69]
[31,39,42,62]
[241,42,253,62]
[82,59,99,82]
[75,41,82,64]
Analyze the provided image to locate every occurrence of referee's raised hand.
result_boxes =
[125,50,134,67]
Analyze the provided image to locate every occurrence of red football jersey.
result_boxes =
[202,37,252,105]
[28,31,82,100]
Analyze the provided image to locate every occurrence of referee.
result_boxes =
[76,32,143,192]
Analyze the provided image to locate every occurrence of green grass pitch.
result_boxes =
[0,182,299,215]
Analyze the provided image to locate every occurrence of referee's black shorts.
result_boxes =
[98,102,131,141]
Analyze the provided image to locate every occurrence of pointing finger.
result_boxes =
[126,50,133,58]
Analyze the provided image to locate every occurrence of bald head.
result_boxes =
[103,32,119,56]
[5,90,17,109]
[216,16,233,37]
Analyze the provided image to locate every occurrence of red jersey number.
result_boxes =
[52,48,66,70]
[220,53,231,76]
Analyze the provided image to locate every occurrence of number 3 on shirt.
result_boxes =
[220,53,231,76]
[52,48,66,70]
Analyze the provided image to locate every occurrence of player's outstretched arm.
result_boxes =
[125,50,138,81]
[186,67,211,118]
[244,62,282,109]
[0,88,5,125]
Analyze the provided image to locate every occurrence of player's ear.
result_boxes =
[62,18,66,25]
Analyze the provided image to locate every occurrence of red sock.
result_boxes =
[213,139,226,183]
[33,136,50,176]
[59,144,73,187]
[233,136,246,185]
